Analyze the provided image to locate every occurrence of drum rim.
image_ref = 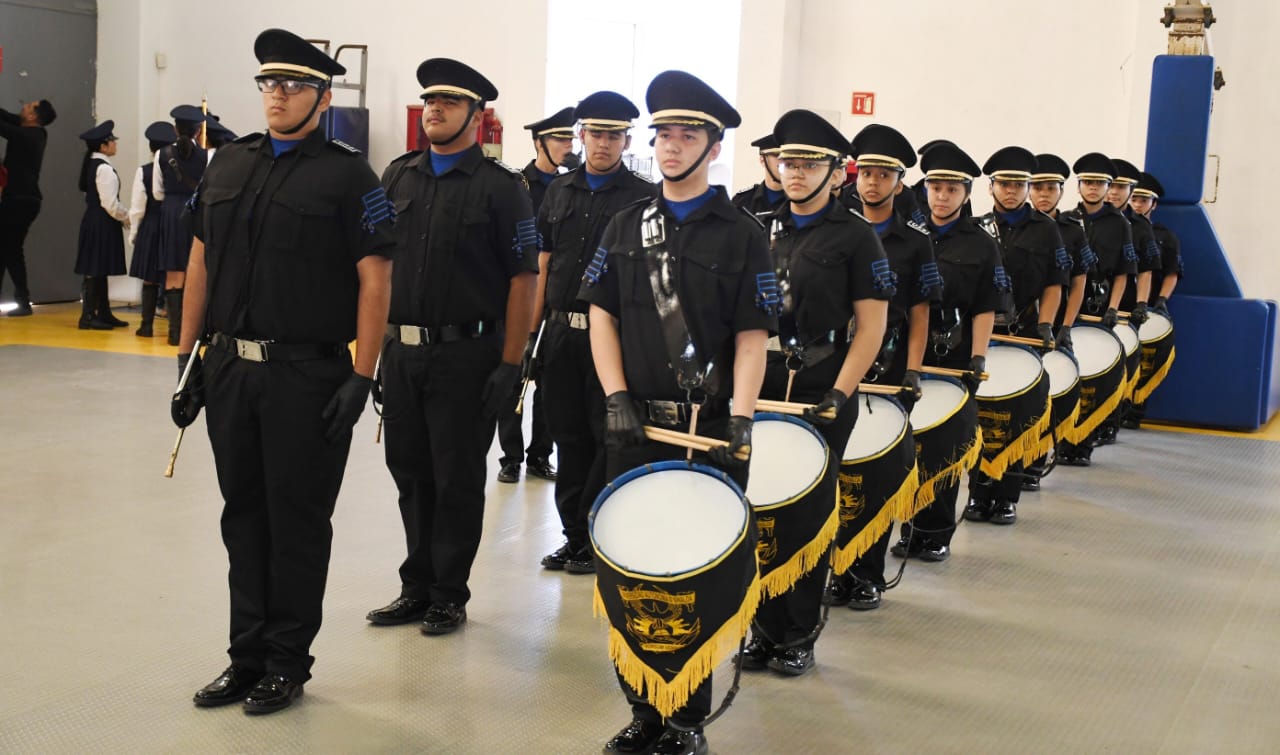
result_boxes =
[749,412,830,511]
[589,461,752,581]
[1068,323,1124,378]
[911,375,970,434]
[976,343,1047,401]
[1139,312,1174,343]
[1115,320,1140,355]
[1042,350,1082,398]
[842,394,910,464]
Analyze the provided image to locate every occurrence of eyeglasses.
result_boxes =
[256,78,320,95]
[777,159,830,174]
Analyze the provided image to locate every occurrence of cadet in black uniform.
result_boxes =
[0,99,56,317]
[74,121,130,330]
[127,121,176,337]
[830,123,941,610]
[742,109,889,675]
[367,59,539,635]
[535,91,655,575]
[155,104,209,345]
[177,28,394,714]
[892,142,1008,562]
[731,134,785,219]
[494,107,576,484]
[1024,153,1098,488]
[1057,153,1138,466]
[1124,171,1181,427]
[1109,158,1158,326]
[964,146,1069,525]
[584,70,773,755]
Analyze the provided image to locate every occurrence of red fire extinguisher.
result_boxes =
[480,108,503,159]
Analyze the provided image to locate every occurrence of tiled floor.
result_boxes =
[2,306,1279,753]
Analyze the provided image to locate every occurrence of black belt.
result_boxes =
[210,332,347,363]
[547,309,589,330]
[637,398,729,428]
[387,320,500,346]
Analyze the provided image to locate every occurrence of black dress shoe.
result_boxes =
[650,727,708,755]
[918,539,950,562]
[823,575,854,607]
[767,646,816,676]
[889,535,921,559]
[1059,452,1091,467]
[736,636,774,671]
[193,664,263,707]
[242,673,303,715]
[526,457,558,481]
[1120,416,1142,430]
[603,717,664,753]
[497,462,520,483]
[564,546,596,574]
[7,302,33,317]
[366,596,432,625]
[421,602,467,635]
[848,583,881,611]
[104,311,129,327]
[78,316,113,330]
[541,543,573,570]
[1021,476,1041,492]
[990,500,1017,525]
[963,498,992,522]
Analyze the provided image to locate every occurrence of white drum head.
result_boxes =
[593,468,746,574]
[1042,350,1080,398]
[1139,312,1173,342]
[746,417,829,507]
[843,395,908,462]
[976,344,1043,399]
[911,379,968,433]
[1069,326,1123,379]
[1116,321,1139,356]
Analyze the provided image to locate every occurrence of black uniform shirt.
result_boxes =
[1151,223,1183,298]
[1053,211,1098,278]
[579,187,777,401]
[539,166,656,314]
[1125,209,1164,274]
[981,205,1071,320]
[1073,202,1138,280]
[839,185,928,227]
[731,182,784,219]
[522,160,557,215]
[927,216,1010,362]
[768,200,894,344]
[0,109,48,200]
[192,130,396,343]
[877,213,941,332]
[383,144,539,326]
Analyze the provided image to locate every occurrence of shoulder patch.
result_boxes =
[233,132,265,144]
[907,219,931,236]
[328,139,362,155]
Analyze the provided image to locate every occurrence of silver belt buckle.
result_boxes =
[647,400,682,427]
[568,312,589,330]
[236,339,267,362]
[399,325,423,346]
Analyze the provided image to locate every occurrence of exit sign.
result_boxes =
[851,92,875,116]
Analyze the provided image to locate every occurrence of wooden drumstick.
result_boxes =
[1078,312,1131,323]
[920,365,990,381]
[164,427,184,478]
[991,333,1049,348]
[643,426,750,461]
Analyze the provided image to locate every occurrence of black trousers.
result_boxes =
[203,345,354,682]
[901,480,960,546]
[848,348,908,586]
[383,336,502,605]
[607,415,743,728]
[970,462,1025,504]
[540,321,606,548]
[496,379,553,465]
[0,197,40,301]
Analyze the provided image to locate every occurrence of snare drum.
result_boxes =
[1042,349,1083,444]
[975,343,1051,477]
[832,394,918,574]
[1068,324,1126,439]
[1134,312,1175,404]
[745,413,835,599]
[590,462,760,719]
[910,375,980,508]
[1115,321,1141,400]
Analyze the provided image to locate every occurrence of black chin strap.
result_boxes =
[279,84,328,136]
[434,101,480,148]
[661,129,720,183]
[764,163,780,185]
[537,135,560,169]
[794,161,838,206]
[858,171,902,209]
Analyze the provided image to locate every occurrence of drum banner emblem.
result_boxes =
[618,584,702,653]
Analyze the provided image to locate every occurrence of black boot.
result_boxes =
[166,288,183,346]
[136,284,158,337]
[79,277,111,330]
[98,279,128,327]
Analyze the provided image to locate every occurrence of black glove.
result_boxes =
[1036,322,1055,350]
[962,355,986,395]
[1152,296,1170,316]
[520,332,538,380]
[604,391,646,449]
[1055,325,1074,352]
[803,388,847,426]
[1101,307,1119,329]
[708,415,753,467]
[321,373,373,442]
[898,369,922,412]
[171,352,205,429]
[1130,301,1149,326]
[481,362,522,420]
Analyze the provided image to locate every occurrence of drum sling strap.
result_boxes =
[768,219,845,399]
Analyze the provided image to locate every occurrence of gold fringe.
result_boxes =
[760,503,839,599]
[595,572,762,719]
[1073,381,1125,441]
[831,466,920,575]
[1022,397,1055,466]
[1054,400,1082,444]
[979,408,1050,480]
[1133,347,1175,405]
[914,429,982,512]
[1124,364,1142,402]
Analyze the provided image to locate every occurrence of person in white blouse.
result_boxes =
[74,120,130,330]
[127,121,176,336]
